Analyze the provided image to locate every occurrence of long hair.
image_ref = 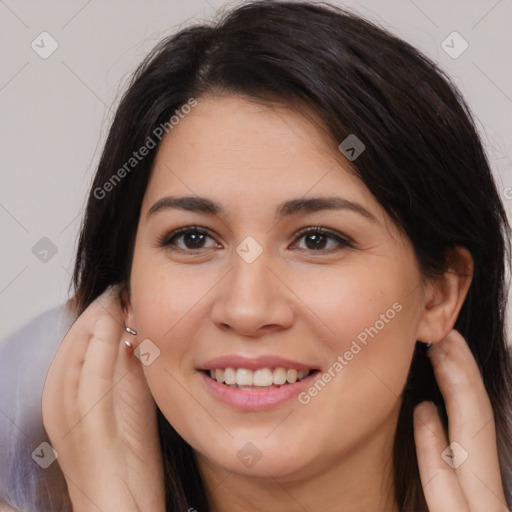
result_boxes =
[71,2,512,510]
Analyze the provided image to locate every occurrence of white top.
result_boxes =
[0,305,74,511]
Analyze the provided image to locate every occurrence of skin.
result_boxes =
[42,95,508,512]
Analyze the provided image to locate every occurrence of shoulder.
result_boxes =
[0,304,75,511]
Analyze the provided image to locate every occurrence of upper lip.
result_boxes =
[198,355,318,371]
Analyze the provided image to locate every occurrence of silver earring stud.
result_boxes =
[125,327,137,335]
[425,340,432,349]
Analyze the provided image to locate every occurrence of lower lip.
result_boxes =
[199,371,318,411]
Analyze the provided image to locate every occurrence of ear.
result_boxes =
[416,246,473,344]
[120,284,137,333]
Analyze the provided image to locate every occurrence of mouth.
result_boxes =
[199,366,321,410]
[203,367,317,390]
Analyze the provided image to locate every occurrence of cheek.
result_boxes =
[129,261,214,446]
[291,262,419,421]
[292,298,417,458]
[289,258,418,354]
[130,256,213,339]
[128,254,223,406]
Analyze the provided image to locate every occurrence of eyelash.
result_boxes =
[157,225,355,253]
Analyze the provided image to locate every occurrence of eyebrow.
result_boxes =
[146,195,377,222]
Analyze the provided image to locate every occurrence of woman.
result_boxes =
[4,1,512,510]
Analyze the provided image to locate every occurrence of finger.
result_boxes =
[80,287,125,392]
[428,330,507,511]
[74,287,128,437]
[43,286,122,437]
[113,337,157,421]
[112,340,161,460]
[114,339,149,397]
[42,291,107,436]
[113,332,162,404]
[414,401,469,511]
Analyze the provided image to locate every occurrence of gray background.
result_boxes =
[1,0,511,338]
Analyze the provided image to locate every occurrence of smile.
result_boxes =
[198,363,320,410]
[206,367,312,389]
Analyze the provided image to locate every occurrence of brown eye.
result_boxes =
[292,227,353,252]
[159,227,219,251]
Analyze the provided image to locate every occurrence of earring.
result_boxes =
[125,326,137,335]
[425,340,432,349]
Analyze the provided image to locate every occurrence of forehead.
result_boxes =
[143,95,379,220]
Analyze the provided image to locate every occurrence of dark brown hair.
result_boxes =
[71,2,512,510]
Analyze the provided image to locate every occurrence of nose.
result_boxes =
[210,245,295,337]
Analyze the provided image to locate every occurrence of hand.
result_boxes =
[414,329,509,512]
[42,286,165,512]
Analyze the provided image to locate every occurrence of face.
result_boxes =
[127,95,428,482]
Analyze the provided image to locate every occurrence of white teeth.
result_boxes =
[207,366,312,387]
[224,367,236,385]
[286,369,298,383]
[253,368,273,387]
[236,368,253,386]
[272,367,287,385]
